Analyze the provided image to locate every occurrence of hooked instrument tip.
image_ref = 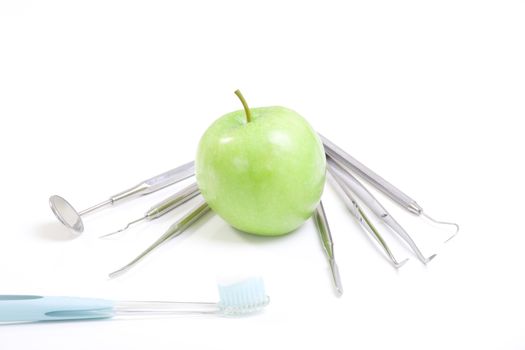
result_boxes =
[99,216,147,239]
[425,253,438,264]
[421,212,460,243]
[394,258,410,269]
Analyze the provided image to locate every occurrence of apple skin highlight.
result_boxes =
[196,105,326,236]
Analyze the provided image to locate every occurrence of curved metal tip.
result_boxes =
[108,268,127,279]
[421,212,460,243]
[394,258,410,269]
[99,230,122,240]
[444,232,458,243]
[49,195,84,233]
[425,253,438,264]
[99,216,146,239]
[99,228,126,240]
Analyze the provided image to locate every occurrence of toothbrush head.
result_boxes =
[217,277,270,316]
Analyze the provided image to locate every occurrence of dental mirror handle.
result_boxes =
[320,134,423,215]
[108,161,195,206]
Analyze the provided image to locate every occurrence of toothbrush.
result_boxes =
[0,278,269,323]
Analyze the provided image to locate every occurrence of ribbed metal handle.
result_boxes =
[110,161,195,204]
[320,134,422,214]
[143,161,195,192]
[146,183,200,219]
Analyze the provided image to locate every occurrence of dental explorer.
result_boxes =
[49,161,195,233]
[328,170,409,268]
[100,182,201,239]
[320,134,459,238]
[109,198,210,278]
[313,201,343,295]
[328,158,436,264]
[115,134,458,238]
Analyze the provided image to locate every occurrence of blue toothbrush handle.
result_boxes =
[0,295,115,323]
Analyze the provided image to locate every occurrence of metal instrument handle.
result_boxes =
[109,198,210,278]
[143,161,195,191]
[313,201,334,259]
[313,201,343,295]
[328,158,389,218]
[320,134,422,215]
[329,159,433,264]
[328,169,408,268]
[146,183,200,219]
[109,161,195,204]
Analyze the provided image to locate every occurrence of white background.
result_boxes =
[1,1,524,349]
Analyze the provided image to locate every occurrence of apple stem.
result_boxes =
[234,89,252,123]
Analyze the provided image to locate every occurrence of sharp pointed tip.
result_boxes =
[99,230,122,239]
[444,232,458,243]
[101,218,145,239]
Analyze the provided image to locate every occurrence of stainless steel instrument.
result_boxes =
[49,161,195,233]
[328,158,435,264]
[320,134,459,239]
[313,201,343,295]
[100,182,201,239]
[109,198,210,278]
[328,170,409,268]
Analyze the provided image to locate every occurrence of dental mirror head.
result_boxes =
[49,195,84,233]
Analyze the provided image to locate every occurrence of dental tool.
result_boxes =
[122,134,458,240]
[109,198,210,278]
[328,170,408,268]
[328,157,435,264]
[49,161,195,234]
[0,277,269,323]
[100,182,201,239]
[313,201,343,295]
[320,134,459,239]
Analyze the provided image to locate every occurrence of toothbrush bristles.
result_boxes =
[217,277,269,315]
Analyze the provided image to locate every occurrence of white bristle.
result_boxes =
[217,277,269,315]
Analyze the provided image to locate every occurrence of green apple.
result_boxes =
[195,90,326,236]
